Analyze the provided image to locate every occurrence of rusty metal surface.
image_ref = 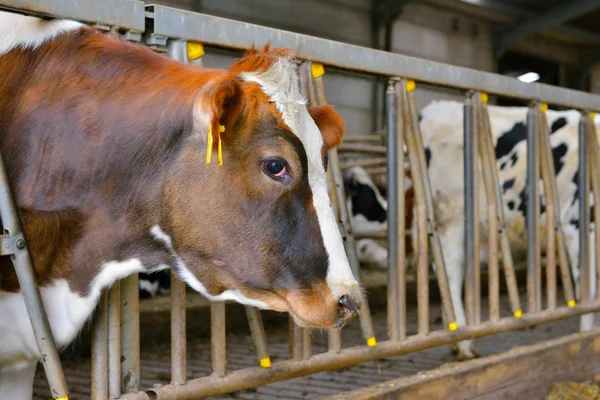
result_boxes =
[33,293,580,399]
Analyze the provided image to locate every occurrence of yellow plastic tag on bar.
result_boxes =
[541,103,548,112]
[366,336,377,347]
[206,124,225,165]
[592,112,597,120]
[187,42,205,61]
[406,79,416,93]
[311,62,325,79]
[513,310,523,319]
[259,357,271,368]
[568,300,576,308]
[480,92,488,104]
[448,321,458,331]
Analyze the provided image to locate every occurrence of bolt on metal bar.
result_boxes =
[526,106,542,313]
[92,292,109,400]
[211,301,227,377]
[146,300,600,400]
[0,150,69,398]
[310,62,377,347]
[108,282,122,398]
[120,274,140,392]
[538,107,558,311]
[480,104,523,318]
[385,79,406,341]
[404,83,457,332]
[475,94,500,322]
[245,307,271,368]
[579,115,591,307]
[167,39,189,386]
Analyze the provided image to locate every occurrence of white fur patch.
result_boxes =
[240,57,358,299]
[149,225,268,308]
[0,259,144,372]
[0,10,82,56]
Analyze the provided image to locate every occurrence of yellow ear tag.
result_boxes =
[206,126,214,164]
[217,124,225,166]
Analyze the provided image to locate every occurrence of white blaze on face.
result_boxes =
[241,56,358,299]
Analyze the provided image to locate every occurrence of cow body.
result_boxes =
[0,11,360,397]
[421,100,597,359]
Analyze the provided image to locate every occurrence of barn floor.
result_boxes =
[33,291,583,400]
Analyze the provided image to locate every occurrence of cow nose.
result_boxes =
[337,294,360,327]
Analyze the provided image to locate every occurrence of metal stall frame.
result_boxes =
[2,1,600,399]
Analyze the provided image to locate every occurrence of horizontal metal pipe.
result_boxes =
[343,135,385,143]
[148,301,600,400]
[339,157,387,169]
[338,144,387,154]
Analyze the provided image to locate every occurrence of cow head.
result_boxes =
[157,46,359,329]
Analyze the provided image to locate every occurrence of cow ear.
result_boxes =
[193,74,244,163]
[307,105,345,150]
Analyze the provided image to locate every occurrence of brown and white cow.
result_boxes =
[0,11,361,397]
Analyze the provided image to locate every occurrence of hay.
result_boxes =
[547,381,600,400]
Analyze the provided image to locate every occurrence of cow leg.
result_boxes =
[0,363,37,400]
[439,223,478,360]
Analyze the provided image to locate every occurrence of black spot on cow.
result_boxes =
[568,206,594,230]
[552,143,568,175]
[345,176,387,223]
[571,170,579,206]
[550,117,567,134]
[495,122,527,160]
[424,147,432,168]
[500,161,508,171]
[517,187,527,216]
[510,152,519,167]
[507,200,515,210]
[502,178,515,193]
[139,270,171,299]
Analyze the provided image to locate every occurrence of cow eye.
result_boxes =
[263,158,288,179]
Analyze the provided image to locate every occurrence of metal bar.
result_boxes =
[480,106,522,318]
[477,95,500,322]
[167,39,188,387]
[146,5,600,110]
[0,0,145,32]
[170,272,187,385]
[339,157,387,170]
[211,302,227,377]
[471,94,482,325]
[338,144,388,154]
[343,135,384,143]
[402,83,429,336]
[302,327,312,360]
[495,0,600,52]
[147,301,600,400]
[526,106,541,313]
[245,307,271,368]
[120,274,140,393]
[579,115,591,306]
[0,149,69,398]
[288,319,303,361]
[464,95,477,327]
[538,108,558,311]
[386,80,401,341]
[108,282,122,398]
[311,66,377,347]
[588,116,600,302]
[92,292,109,400]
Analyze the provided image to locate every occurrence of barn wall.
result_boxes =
[148,0,500,133]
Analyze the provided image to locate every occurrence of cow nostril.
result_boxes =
[338,294,359,316]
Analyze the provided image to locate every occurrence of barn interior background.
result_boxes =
[3,0,600,399]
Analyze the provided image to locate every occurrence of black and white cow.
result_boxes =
[420,100,598,360]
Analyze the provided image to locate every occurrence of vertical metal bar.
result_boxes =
[167,39,189,387]
[311,63,377,347]
[92,292,108,400]
[526,106,541,313]
[464,94,477,327]
[245,307,271,368]
[171,272,187,385]
[386,80,404,341]
[402,82,429,336]
[538,108,557,311]
[108,283,121,398]
[120,274,140,393]
[211,301,227,377]
[0,151,69,398]
[326,159,342,354]
[588,115,600,302]
[477,94,500,322]
[579,115,591,306]
[288,319,303,361]
[471,94,481,325]
[405,83,456,331]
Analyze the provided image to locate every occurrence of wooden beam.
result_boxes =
[320,328,600,400]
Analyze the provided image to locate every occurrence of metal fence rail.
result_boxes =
[2,1,600,399]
